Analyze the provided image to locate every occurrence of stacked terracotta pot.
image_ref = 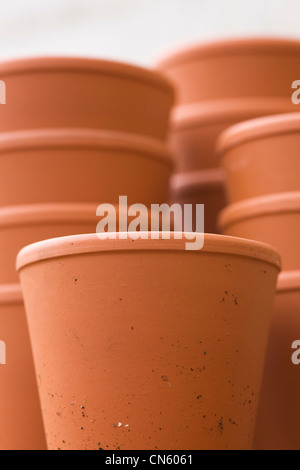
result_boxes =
[0,57,174,449]
[157,38,299,233]
[217,112,300,450]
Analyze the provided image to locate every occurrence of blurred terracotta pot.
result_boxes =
[17,233,280,450]
[219,192,300,270]
[254,271,300,450]
[0,57,174,139]
[170,99,297,173]
[0,284,46,450]
[0,129,172,207]
[157,37,300,104]
[169,169,226,233]
[218,113,300,203]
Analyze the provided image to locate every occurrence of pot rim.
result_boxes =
[0,55,174,98]
[277,271,300,292]
[0,203,100,228]
[218,192,300,231]
[171,98,296,131]
[0,128,173,168]
[170,168,224,193]
[217,112,300,156]
[0,284,22,304]
[0,203,160,228]
[156,36,300,70]
[16,232,281,273]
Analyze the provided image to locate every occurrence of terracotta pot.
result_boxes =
[0,129,172,207]
[0,57,174,139]
[157,37,300,104]
[0,284,46,450]
[218,113,300,203]
[254,271,300,450]
[17,233,280,450]
[218,192,300,270]
[169,169,227,234]
[170,99,297,173]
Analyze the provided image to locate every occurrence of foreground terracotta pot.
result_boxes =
[157,37,300,104]
[0,129,172,207]
[170,99,297,173]
[0,284,46,450]
[219,192,300,270]
[218,113,300,203]
[169,169,227,233]
[254,271,300,450]
[0,57,174,139]
[17,233,280,450]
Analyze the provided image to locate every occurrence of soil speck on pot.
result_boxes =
[219,417,224,433]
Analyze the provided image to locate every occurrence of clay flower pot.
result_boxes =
[0,284,46,450]
[0,57,174,139]
[254,271,300,450]
[0,129,173,207]
[170,99,297,173]
[218,192,300,270]
[218,113,300,203]
[168,169,227,234]
[17,233,280,450]
[157,37,300,104]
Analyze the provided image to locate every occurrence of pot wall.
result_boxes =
[219,193,300,271]
[218,114,300,203]
[0,129,172,207]
[0,57,174,140]
[157,38,300,104]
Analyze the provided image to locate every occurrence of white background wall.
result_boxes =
[0,0,299,66]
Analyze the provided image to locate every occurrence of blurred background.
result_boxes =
[0,0,299,66]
